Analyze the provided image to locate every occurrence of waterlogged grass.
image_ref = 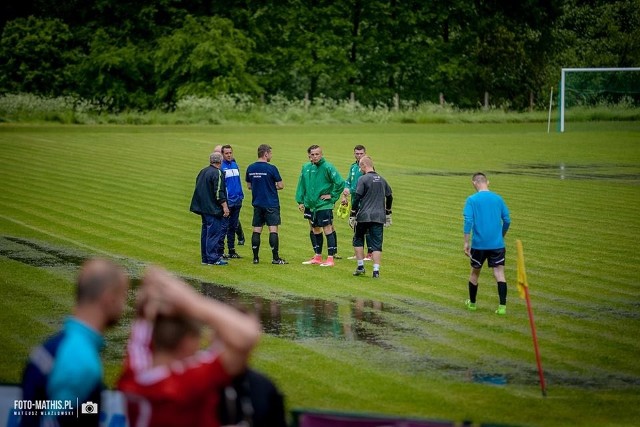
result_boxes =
[0,122,639,426]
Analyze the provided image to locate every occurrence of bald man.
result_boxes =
[351,156,393,279]
[21,258,129,427]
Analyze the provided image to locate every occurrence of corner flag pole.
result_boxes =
[516,239,547,397]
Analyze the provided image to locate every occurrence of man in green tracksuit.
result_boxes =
[340,144,372,261]
[296,145,345,267]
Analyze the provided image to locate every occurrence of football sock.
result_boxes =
[326,231,337,256]
[497,281,507,305]
[469,281,478,303]
[251,232,260,259]
[314,232,323,255]
[269,232,279,259]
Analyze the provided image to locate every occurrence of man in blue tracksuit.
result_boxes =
[463,172,511,315]
[220,145,245,259]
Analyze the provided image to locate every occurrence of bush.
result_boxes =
[1,93,638,125]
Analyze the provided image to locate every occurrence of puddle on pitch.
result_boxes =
[407,163,640,181]
[0,236,393,347]
[468,371,507,386]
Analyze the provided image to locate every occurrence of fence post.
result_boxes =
[393,93,399,111]
[484,91,489,110]
[439,92,445,106]
[529,90,534,112]
[304,93,309,112]
[350,92,355,105]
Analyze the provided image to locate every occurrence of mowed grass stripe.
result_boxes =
[2,124,640,426]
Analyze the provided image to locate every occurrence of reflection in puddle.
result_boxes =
[200,281,392,347]
[408,163,640,181]
[1,236,392,347]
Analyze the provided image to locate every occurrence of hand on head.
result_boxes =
[137,266,197,320]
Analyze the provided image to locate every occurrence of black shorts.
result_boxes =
[469,248,506,269]
[304,208,333,228]
[353,222,383,252]
[252,206,281,227]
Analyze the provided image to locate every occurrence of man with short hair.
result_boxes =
[341,144,373,261]
[21,258,129,427]
[220,144,245,259]
[245,144,287,264]
[117,266,262,427]
[296,145,345,267]
[190,152,230,266]
[463,172,511,315]
[351,156,393,279]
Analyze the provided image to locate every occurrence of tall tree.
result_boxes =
[153,15,260,105]
[0,17,80,96]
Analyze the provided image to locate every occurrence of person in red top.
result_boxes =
[117,266,262,427]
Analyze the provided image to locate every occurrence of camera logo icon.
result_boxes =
[81,401,98,414]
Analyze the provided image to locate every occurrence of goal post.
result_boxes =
[559,67,640,132]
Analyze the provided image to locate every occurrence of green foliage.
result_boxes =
[154,15,260,105]
[76,30,155,111]
[0,0,638,110]
[0,16,80,96]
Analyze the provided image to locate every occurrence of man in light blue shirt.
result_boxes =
[463,172,511,315]
[21,258,129,427]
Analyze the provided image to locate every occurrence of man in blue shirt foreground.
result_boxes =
[20,258,129,427]
[463,172,511,315]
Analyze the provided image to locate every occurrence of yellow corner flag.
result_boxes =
[516,239,528,299]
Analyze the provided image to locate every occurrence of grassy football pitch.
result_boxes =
[1,122,639,426]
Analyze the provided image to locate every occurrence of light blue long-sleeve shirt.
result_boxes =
[463,190,511,250]
[47,317,105,402]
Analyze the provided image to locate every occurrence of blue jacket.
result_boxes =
[221,159,244,207]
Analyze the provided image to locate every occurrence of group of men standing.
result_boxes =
[190,143,394,277]
[189,143,511,314]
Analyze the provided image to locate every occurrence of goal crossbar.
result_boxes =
[559,67,640,132]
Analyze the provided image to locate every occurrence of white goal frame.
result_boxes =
[559,67,640,132]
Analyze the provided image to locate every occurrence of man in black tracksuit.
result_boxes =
[190,152,230,266]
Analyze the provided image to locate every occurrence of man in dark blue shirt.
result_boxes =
[245,144,287,265]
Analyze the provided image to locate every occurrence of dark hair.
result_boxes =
[307,144,320,154]
[221,144,232,153]
[354,145,366,152]
[257,144,272,158]
[152,314,202,352]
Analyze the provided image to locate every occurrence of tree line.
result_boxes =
[1,0,638,112]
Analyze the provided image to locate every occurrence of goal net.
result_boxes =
[559,67,640,132]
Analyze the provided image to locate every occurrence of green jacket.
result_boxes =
[345,161,362,196]
[295,157,345,212]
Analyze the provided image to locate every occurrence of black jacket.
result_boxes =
[190,165,227,216]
